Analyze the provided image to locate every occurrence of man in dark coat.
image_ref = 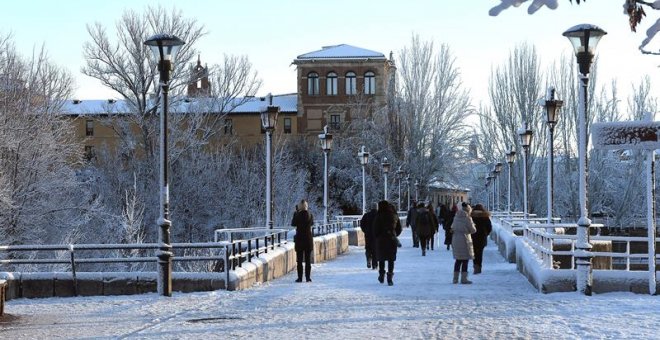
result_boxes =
[374,200,402,286]
[414,203,434,256]
[360,203,378,270]
[441,203,456,250]
[406,200,419,247]
[291,199,314,282]
[470,203,492,274]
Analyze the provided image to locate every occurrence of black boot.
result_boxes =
[387,272,394,286]
[378,271,385,284]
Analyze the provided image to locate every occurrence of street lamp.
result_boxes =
[494,162,503,211]
[518,125,533,219]
[563,23,606,295]
[381,157,391,200]
[486,174,494,211]
[396,167,404,212]
[260,94,279,229]
[506,149,516,214]
[318,125,333,224]
[358,146,369,214]
[405,175,411,210]
[414,179,420,202]
[542,87,563,225]
[144,33,185,297]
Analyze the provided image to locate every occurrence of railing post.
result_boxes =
[238,241,244,267]
[69,244,78,297]
[224,244,230,290]
[247,240,252,262]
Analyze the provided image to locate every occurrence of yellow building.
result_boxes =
[65,44,395,157]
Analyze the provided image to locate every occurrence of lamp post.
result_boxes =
[486,173,493,211]
[260,94,279,229]
[405,175,411,210]
[542,87,563,225]
[506,149,516,214]
[358,146,370,214]
[318,125,333,224]
[518,126,533,219]
[563,24,606,295]
[494,162,503,211]
[381,158,391,200]
[144,33,185,297]
[396,167,404,211]
[414,179,420,202]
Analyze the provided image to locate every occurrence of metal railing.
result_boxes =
[495,216,659,271]
[313,221,344,237]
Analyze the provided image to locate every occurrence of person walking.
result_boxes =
[360,203,378,270]
[440,203,455,250]
[427,202,439,251]
[470,203,493,274]
[374,200,402,286]
[451,202,476,284]
[406,200,419,247]
[291,199,314,282]
[414,202,434,256]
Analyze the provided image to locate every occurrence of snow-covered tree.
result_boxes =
[489,0,660,54]
[0,34,96,246]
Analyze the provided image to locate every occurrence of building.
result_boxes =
[427,178,470,208]
[65,44,395,158]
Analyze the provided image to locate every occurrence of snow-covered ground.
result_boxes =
[2,228,660,339]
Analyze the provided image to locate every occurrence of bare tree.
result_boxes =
[0,33,93,245]
[397,35,473,189]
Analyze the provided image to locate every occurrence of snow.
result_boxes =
[295,44,386,60]
[3,229,660,339]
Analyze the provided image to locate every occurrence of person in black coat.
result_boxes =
[470,203,493,275]
[441,203,456,250]
[291,199,314,282]
[406,200,419,247]
[373,200,402,286]
[360,203,378,270]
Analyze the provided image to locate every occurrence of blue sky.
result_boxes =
[1,0,658,107]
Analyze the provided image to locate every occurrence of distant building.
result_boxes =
[64,45,395,159]
[426,178,470,207]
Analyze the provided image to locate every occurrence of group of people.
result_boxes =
[290,197,492,286]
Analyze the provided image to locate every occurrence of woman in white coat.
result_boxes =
[451,202,477,284]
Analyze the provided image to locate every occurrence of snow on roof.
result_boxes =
[295,44,386,61]
[61,94,298,116]
[427,178,470,192]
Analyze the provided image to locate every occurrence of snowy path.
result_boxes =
[2,228,660,339]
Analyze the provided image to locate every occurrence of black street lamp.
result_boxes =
[358,146,369,214]
[396,167,404,212]
[318,126,333,223]
[144,33,185,297]
[505,149,516,214]
[563,23,606,295]
[260,94,279,229]
[518,126,533,219]
[542,87,563,225]
[494,162,503,211]
[381,157,391,201]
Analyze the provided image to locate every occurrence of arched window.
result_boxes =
[326,72,337,95]
[307,72,319,95]
[345,71,357,95]
[364,71,376,95]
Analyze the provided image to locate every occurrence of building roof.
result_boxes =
[62,94,298,116]
[295,44,386,61]
[427,178,470,192]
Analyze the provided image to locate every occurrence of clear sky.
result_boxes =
[1,0,658,108]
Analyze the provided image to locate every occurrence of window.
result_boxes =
[307,72,319,95]
[330,114,341,130]
[84,145,95,162]
[284,118,292,134]
[85,119,94,136]
[326,72,337,95]
[345,72,357,95]
[196,78,202,89]
[364,71,376,95]
[224,119,233,135]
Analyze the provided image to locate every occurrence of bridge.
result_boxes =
[1,214,660,338]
